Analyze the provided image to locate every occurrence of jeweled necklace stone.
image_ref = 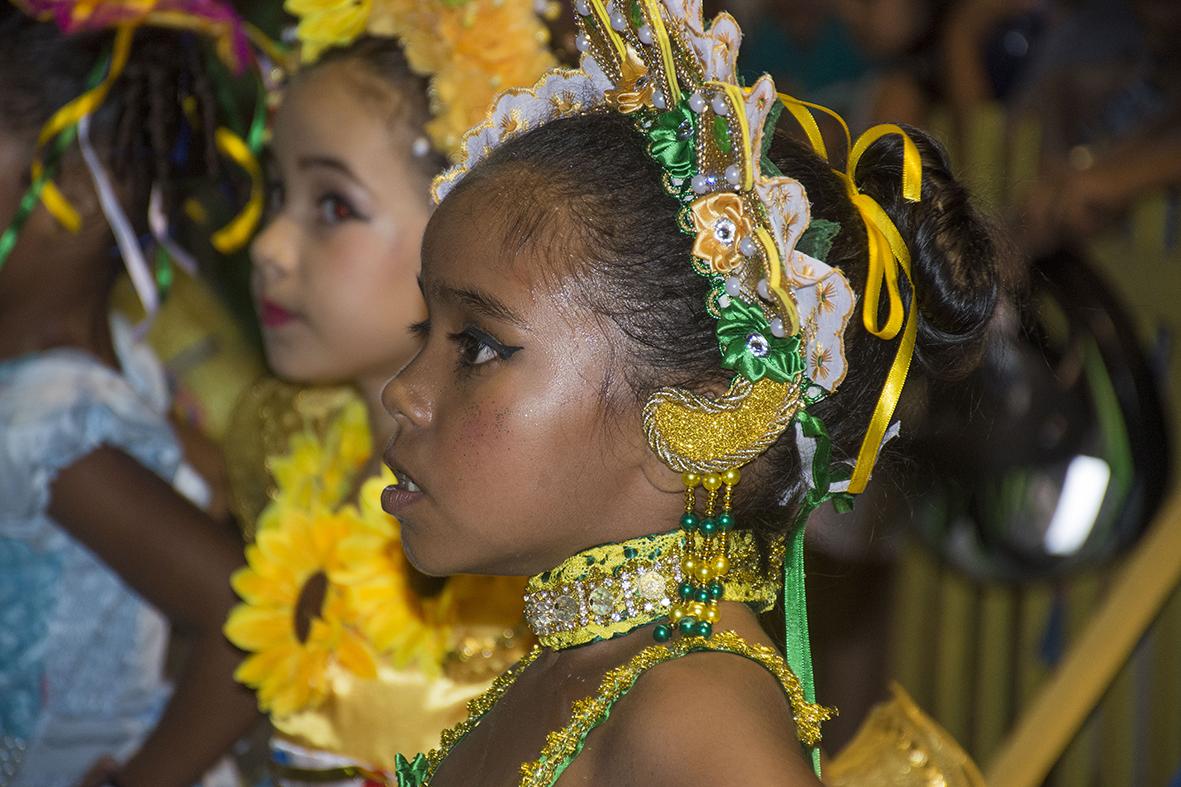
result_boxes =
[523,530,778,650]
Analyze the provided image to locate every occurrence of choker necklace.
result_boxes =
[524,530,777,650]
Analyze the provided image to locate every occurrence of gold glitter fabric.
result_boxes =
[643,377,803,474]
[523,531,778,650]
[824,683,984,787]
[419,631,834,786]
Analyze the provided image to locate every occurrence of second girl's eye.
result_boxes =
[266,179,285,215]
[317,192,360,225]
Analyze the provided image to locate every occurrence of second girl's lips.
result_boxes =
[258,298,298,329]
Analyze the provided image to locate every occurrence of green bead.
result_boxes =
[695,621,713,638]
[679,617,698,636]
[700,519,718,536]
[716,512,734,530]
[709,581,724,600]
[680,513,699,531]
[653,624,672,643]
[678,582,694,600]
[694,588,710,603]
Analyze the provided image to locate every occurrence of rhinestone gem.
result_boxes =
[552,593,578,625]
[746,333,770,357]
[713,218,736,245]
[532,597,555,629]
[637,571,666,600]
[588,585,617,617]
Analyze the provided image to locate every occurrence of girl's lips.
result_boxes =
[381,484,424,516]
[259,298,297,329]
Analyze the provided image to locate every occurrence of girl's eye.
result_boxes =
[450,326,521,370]
[266,180,284,214]
[317,193,359,225]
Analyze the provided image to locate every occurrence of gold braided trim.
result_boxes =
[642,377,804,474]
[524,531,777,650]
[518,630,834,785]
[420,632,832,785]
[424,644,545,779]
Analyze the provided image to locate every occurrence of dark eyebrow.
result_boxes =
[297,155,365,187]
[432,281,527,328]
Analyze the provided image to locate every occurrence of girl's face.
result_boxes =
[381,180,679,577]
[251,64,429,386]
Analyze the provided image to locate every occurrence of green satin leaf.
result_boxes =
[716,298,804,384]
[647,103,697,180]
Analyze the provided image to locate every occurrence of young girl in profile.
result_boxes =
[0,4,261,785]
[222,2,555,783]
[378,0,999,784]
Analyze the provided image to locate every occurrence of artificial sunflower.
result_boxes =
[265,397,371,521]
[332,468,452,672]
[225,503,379,718]
[286,0,372,62]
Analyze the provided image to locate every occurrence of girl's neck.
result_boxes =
[0,282,117,367]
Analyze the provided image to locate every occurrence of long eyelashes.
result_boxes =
[451,325,522,368]
[407,320,521,369]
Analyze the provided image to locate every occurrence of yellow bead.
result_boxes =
[670,606,686,622]
[690,602,706,617]
[681,557,698,575]
[702,473,723,491]
[712,555,730,576]
[695,564,714,583]
[722,468,741,486]
[704,607,719,623]
[682,472,701,488]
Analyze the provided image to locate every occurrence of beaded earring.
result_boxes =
[654,467,740,642]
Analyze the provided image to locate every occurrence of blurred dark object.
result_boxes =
[909,247,1171,581]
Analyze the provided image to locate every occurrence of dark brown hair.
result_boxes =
[0,6,227,225]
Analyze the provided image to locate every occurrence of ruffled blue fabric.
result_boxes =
[0,319,181,787]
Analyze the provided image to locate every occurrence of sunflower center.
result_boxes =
[294,571,329,643]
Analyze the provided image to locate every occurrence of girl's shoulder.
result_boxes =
[587,645,818,785]
[0,345,179,530]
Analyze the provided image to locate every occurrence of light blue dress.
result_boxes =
[0,317,210,787]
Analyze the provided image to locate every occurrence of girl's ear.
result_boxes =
[639,448,684,494]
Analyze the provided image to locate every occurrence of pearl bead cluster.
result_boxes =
[653,468,742,642]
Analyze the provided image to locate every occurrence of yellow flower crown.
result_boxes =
[285,0,558,161]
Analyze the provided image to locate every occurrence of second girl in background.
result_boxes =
[222,1,557,782]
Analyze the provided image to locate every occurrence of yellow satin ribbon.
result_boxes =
[776,94,922,494]
[210,126,263,253]
[31,24,135,232]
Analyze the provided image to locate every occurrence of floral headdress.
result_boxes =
[432,0,925,772]
[285,0,558,161]
[2,0,273,318]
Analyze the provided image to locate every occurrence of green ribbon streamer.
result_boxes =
[0,53,111,272]
[0,127,77,271]
[783,410,853,777]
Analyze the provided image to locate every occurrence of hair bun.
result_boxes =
[852,127,1002,379]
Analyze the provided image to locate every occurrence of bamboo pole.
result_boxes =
[986,492,1181,786]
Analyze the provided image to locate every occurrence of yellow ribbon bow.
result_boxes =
[776,94,922,494]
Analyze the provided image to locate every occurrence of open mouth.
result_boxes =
[381,463,425,516]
